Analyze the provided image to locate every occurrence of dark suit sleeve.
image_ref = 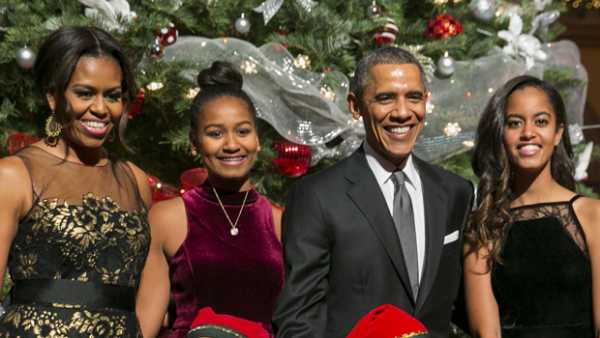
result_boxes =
[273,180,330,338]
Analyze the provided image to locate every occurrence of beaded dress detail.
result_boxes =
[0,146,150,337]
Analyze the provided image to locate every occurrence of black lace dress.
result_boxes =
[491,196,593,338]
[0,146,150,337]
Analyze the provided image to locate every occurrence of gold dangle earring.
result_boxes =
[44,112,62,146]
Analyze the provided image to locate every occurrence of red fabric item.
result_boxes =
[189,307,270,338]
[346,304,428,338]
[128,88,145,119]
[6,132,40,155]
[179,167,208,192]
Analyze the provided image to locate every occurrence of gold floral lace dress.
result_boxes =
[0,146,150,337]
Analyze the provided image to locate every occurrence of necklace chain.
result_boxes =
[212,187,250,236]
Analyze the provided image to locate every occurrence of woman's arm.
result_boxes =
[136,198,185,337]
[574,197,600,338]
[464,246,501,338]
[0,157,32,293]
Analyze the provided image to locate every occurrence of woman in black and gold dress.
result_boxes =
[0,26,151,337]
[464,75,600,338]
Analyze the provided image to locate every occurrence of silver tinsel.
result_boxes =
[253,0,317,24]
[159,37,587,164]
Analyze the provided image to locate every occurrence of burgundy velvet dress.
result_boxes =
[168,184,284,338]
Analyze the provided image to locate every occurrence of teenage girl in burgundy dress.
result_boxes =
[136,61,283,338]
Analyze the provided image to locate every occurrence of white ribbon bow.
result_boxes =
[498,13,547,69]
[530,10,560,36]
[78,0,136,32]
[254,0,317,24]
[534,0,552,11]
[575,142,594,181]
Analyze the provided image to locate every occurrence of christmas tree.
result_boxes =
[0,0,595,206]
[1,1,597,336]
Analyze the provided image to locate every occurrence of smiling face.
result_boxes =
[349,63,427,167]
[194,96,260,186]
[47,56,124,149]
[503,86,564,175]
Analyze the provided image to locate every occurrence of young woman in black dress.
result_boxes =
[464,75,600,338]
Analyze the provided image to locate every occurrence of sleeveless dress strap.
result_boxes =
[569,194,582,204]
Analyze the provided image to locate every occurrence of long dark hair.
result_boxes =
[33,26,137,149]
[188,61,257,147]
[465,75,575,267]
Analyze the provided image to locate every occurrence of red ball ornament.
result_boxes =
[179,167,208,192]
[148,175,179,202]
[426,14,463,39]
[157,22,178,46]
[6,132,40,155]
[373,17,399,46]
[129,88,145,119]
[147,175,159,188]
[374,32,396,46]
[272,139,312,177]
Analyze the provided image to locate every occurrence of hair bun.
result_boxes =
[196,61,243,91]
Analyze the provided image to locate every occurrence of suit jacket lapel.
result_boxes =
[344,149,415,303]
[414,157,448,312]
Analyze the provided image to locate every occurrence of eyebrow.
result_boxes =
[203,120,254,128]
[70,84,122,92]
[372,89,425,98]
[505,111,551,118]
[406,90,425,97]
[373,91,397,98]
[533,111,551,117]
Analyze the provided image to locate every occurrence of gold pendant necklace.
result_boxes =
[212,187,250,236]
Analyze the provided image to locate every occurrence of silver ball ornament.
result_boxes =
[16,47,36,70]
[367,1,382,18]
[235,13,251,35]
[436,52,455,77]
[149,38,163,59]
[469,0,496,22]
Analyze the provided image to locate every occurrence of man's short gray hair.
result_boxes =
[350,46,427,104]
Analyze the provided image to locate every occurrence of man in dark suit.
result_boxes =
[273,47,474,338]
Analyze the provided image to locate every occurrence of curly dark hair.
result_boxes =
[465,75,575,268]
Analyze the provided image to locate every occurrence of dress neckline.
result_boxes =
[27,145,111,167]
[510,195,581,211]
[195,182,260,205]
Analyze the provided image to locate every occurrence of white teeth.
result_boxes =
[221,156,245,162]
[520,144,540,150]
[82,121,107,130]
[389,126,410,134]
